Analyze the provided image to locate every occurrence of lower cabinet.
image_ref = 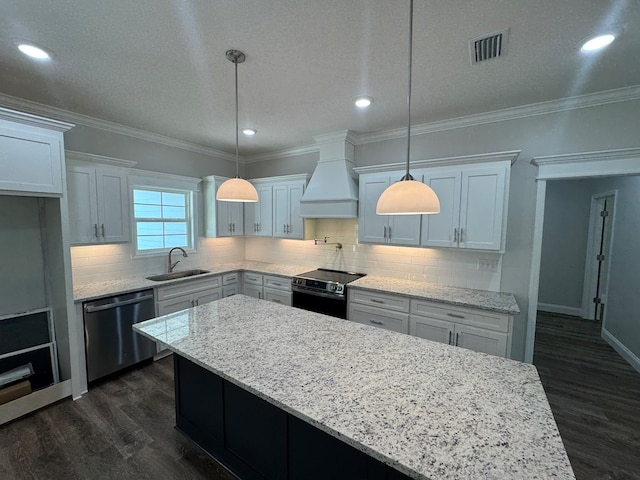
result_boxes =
[156,276,222,316]
[174,355,411,480]
[348,290,410,334]
[348,289,512,358]
[222,271,240,298]
[242,272,292,306]
[409,299,511,357]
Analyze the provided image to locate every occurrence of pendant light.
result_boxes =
[216,49,259,203]
[376,0,440,215]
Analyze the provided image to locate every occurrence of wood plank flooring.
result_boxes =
[534,312,640,480]
[0,357,236,480]
[2,317,639,479]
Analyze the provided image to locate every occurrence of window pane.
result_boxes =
[138,236,165,250]
[162,206,186,219]
[165,235,187,248]
[135,204,162,219]
[162,192,185,207]
[164,222,187,235]
[137,222,164,236]
[134,190,161,205]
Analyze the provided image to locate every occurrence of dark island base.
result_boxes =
[174,355,413,480]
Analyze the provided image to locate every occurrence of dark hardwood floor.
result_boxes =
[3,317,639,479]
[534,312,640,480]
[0,356,236,480]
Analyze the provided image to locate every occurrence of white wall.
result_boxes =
[70,236,245,285]
[538,180,595,314]
[245,219,502,291]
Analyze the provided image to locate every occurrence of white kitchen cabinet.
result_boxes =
[357,172,421,246]
[242,272,264,299]
[156,275,222,315]
[222,271,240,297]
[244,184,273,237]
[67,163,129,244]
[215,178,244,237]
[348,290,410,334]
[419,162,508,251]
[273,180,315,239]
[263,275,292,306]
[0,117,66,196]
[410,299,511,357]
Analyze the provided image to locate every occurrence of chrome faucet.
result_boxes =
[168,247,188,273]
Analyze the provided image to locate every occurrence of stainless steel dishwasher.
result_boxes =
[84,289,156,382]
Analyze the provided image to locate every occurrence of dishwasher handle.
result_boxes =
[85,294,155,313]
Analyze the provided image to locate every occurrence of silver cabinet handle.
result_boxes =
[272,299,281,303]
[257,223,260,232]
[460,228,464,242]
[258,292,262,299]
[388,227,391,239]
[284,224,287,234]
[455,332,459,346]
[454,228,458,242]
[101,224,105,238]
[94,224,99,238]
[447,313,465,319]
[287,224,291,233]
[369,319,384,325]
[448,330,453,345]
[272,282,282,286]
[194,298,199,306]
[383,226,387,239]
[370,298,385,304]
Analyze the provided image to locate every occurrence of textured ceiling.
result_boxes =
[0,0,638,157]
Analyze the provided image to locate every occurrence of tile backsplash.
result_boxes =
[71,219,501,291]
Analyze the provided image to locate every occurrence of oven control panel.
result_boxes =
[291,278,345,296]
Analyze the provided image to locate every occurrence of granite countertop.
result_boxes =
[349,275,520,315]
[72,261,315,302]
[134,295,573,480]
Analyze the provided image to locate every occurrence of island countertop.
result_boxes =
[134,295,573,480]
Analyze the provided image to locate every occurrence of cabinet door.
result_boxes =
[194,288,222,306]
[420,169,461,248]
[454,324,508,357]
[96,170,129,243]
[157,296,194,316]
[287,182,305,239]
[243,285,263,299]
[244,185,273,237]
[410,315,454,345]
[230,202,244,236]
[216,200,233,237]
[459,166,506,251]
[387,213,421,246]
[273,184,289,237]
[348,303,409,334]
[358,175,389,243]
[263,288,291,306]
[67,166,99,244]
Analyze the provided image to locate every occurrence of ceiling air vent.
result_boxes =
[469,28,509,65]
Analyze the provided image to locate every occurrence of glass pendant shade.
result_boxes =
[216,177,258,202]
[376,178,440,215]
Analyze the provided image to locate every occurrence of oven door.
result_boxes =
[291,290,348,319]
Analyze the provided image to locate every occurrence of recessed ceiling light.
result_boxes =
[17,43,51,60]
[242,128,257,136]
[580,34,615,52]
[354,96,374,108]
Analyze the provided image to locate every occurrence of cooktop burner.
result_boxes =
[295,268,366,284]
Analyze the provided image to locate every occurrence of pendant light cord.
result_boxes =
[234,57,240,178]
[404,0,414,181]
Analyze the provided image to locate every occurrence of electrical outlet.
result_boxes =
[477,258,499,272]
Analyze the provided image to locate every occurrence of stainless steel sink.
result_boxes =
[146,269,210,282]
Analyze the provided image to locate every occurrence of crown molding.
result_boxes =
[532,147,640,180]
[354,84,640,145]
[244,143,319,163]
[0,106,74,132]
[0,93,236,161]
[65,150,137,168]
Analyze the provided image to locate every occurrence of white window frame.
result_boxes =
[129,170,201,258]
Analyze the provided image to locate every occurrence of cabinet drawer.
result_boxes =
[410,299,509,333]
[156,276,222,301]
[264,275,290,291]
[264,288,292,306]
[349,289,410,313]
[348,303,409,334]
[223,272,240,285]
[243,272,263,285]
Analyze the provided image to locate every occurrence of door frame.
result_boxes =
[525,148,640,363]
[580,191,618,320]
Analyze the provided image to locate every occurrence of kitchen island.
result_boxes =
[134,295,574,480]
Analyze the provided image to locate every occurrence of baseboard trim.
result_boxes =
[0,379,71,425]
[602,328,640,375]
[537,303,583,317]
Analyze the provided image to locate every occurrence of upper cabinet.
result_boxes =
[358,172,421,246]
[244,183,273,237]
[0,110,72,196]
[272,177,315,240]
[67,159,131,245]
[418,162,509,251]
[215,178,244,237]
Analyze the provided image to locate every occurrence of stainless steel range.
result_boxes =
[291,269,366,319]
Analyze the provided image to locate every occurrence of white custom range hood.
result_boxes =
[299,132,359,218]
